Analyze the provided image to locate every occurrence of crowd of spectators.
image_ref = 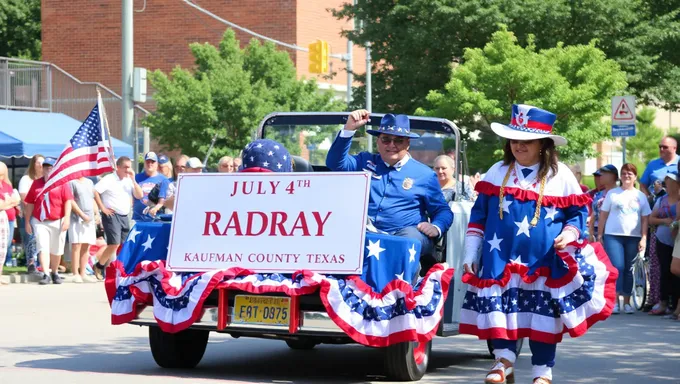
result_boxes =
[588,136,680,318]
[5,136,680,308]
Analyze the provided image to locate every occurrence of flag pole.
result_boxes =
[97,87,117,167]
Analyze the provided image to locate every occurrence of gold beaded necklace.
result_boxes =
[498,161,547,227]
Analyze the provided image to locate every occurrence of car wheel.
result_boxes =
[384,340,431,381]
[148,326,209,369]
[285,338,317,350]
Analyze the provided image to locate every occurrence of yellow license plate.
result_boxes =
[233,295,291,326]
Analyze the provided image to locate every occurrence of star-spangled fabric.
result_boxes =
[240,139,293,172]
[460,160,618,343]
[41,102,115,196]
[106,222,452,347]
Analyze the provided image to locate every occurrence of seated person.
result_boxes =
[433,154,475,202]
[239,139,293,173]
[325,110,454,267]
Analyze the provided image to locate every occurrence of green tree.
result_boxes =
[332,0,679,113]
[415,28,628,170]
[145,29,345,166]
[0,0,41,59]
[625,108,666,163]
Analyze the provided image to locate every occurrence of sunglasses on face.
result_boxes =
[379,136,406,145]
[659,145,671,150]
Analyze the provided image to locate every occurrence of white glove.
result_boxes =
[464,234,483,270]
[554,226,578,250]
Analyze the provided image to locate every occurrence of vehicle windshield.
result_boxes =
[262,124,457,169]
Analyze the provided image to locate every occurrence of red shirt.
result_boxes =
[0,182,16,221]
[24,178,73,221]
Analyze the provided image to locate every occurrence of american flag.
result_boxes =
[41,99,116,195]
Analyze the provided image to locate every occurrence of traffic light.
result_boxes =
[308,39,329,74]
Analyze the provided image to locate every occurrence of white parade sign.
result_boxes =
[166,172,371,274]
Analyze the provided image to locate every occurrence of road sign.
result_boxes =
[612,124,636,137]
[612,95,636,125]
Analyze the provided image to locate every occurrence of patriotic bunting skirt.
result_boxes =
[459,241,618,344]
[105,260,454,348]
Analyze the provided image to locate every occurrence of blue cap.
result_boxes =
[592,170,601,176]
[597,164,619,179]
[158,154,169,165]
[43,157,57,167]
[144,152,158,162]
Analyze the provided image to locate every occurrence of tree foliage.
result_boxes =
[145,29,345,166]
[332,0,680,113]
[0,0,41,59]
[625,108,668,164]
[415,28,628,170]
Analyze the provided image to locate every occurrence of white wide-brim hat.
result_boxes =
[491,104,567,147]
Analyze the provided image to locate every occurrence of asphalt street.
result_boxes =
[0,282,679,383]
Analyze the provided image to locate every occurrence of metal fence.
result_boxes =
[0,56,149,156]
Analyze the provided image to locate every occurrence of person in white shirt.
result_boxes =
[598,163,652,314]
[92,156,143,280]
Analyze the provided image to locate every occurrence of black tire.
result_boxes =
[148,326,209,369]
[285,338,317,350]
[384,340,432,381]
[486,338,524,359]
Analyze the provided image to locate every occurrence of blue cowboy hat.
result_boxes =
[366,114,420,138]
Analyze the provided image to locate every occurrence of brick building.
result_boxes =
[41,0,366,150]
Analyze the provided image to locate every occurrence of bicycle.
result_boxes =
[631,251,649,311]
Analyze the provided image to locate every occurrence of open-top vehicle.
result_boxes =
[106,112,523,381]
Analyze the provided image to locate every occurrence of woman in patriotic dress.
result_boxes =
[460,105,618,384]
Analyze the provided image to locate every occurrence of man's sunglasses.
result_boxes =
[379,136,407,145]
[660,145,671,150]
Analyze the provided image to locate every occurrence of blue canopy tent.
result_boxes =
[0,110,134,182]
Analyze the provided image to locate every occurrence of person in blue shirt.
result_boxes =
[640,136,679,196]
[325,110,454,268]
[133,152,170,222]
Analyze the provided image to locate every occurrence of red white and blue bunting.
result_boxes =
[105,261,454,348]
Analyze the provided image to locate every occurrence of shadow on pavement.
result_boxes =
[7,335,492,383]
[550,316,680,383]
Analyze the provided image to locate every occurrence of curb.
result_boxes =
[1,273,102,284]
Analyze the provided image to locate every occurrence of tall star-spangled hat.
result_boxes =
[366,114,420,138]
[240,139,293,173]
[490,104,567,146]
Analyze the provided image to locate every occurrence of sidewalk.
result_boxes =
[1,272,102,284]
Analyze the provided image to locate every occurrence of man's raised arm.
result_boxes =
[326,109,370,171]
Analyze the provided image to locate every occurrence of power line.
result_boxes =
[182,0,348,60]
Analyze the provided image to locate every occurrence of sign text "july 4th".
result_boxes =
[229,179,311,197]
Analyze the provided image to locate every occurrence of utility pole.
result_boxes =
[122,0,135,162]
[346,38,353,105]
[362,15,372,153]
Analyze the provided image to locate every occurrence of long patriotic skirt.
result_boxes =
[458,241,618,344]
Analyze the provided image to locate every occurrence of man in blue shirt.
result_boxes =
[326,110,454,266]
[133,152,170,222]
[640,136,679,196]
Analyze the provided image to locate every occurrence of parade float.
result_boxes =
[105,112,519,381]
